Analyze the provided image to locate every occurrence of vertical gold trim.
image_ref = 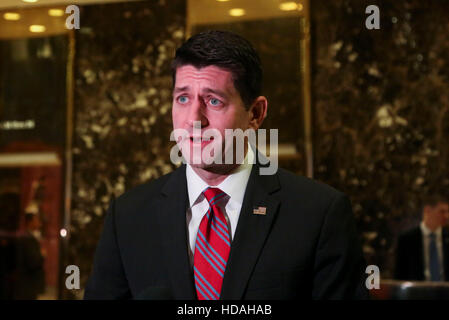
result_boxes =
[59,28,75,299]
[64,30,75,240]
[299,0,313,178]
[185,0,192,39]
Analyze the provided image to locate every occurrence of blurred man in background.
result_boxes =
[14,212,45,300]
[395,196,449,281]
[0,192,21,299]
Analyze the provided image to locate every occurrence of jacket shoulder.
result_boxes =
[270,168,351,227]
[113,167,178,211]
[398,226,421,241]
[276,168,345,200]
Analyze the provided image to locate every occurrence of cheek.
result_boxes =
[214,117,241,133]
[172,108,181,128]
[229,108,249,127]
[235,110,250,128]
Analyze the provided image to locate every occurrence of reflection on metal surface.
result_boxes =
[48,9,65,17]
[279,2,303,12]
[228,8,245,17]
[0,6,67,39]
[0,152,60,166]
[188,0,306,26]
[59,29,75,299]
[3,12,21,20]
[299,10,313,178]
[29,24,46,32]
[371,280,449,300]
[0,0,142,10]
[0,120,35,130]
[59,228,67,237]
[261,143,301,160]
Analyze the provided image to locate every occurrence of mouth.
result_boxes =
[190,136,214,143]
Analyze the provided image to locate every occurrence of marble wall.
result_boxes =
[311,0,449,277]
[68,0,185,298]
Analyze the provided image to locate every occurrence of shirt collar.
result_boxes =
[420,221,442,237]
[186,143,254,208]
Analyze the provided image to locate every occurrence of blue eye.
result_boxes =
[210,98,221,106]
[178,96,189,104]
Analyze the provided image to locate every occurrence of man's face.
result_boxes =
[425,202,449,227]
[172,65,252,169]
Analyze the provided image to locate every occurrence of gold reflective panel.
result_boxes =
[0,6,67,39]
[0,4,74,300]
[187,0,313,176]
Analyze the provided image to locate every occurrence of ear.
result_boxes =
[248,96,268,130]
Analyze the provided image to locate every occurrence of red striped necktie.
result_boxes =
[193,187,230,300]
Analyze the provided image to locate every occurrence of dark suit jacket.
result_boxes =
[84,160,368,300]
[394,226,449,281]
[13,232,46,300]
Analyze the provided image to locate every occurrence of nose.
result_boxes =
[186,97,208,128]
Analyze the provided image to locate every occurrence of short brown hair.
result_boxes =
[172,30,263,108]
[422,195,448,209]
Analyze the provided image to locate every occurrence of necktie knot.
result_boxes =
[203,187,227,207]
[429,232,436,241]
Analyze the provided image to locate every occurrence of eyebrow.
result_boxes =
[173,86,228,99]
[202,88,228,99]
[173,86,189,94]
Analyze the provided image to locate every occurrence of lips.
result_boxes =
[190,136,214,143]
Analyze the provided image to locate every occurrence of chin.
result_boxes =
[189,162,208,169]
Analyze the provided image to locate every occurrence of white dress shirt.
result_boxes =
[420,222,445,281]
[185,144,254,262]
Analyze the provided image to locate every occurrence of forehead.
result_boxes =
[174,65,235,89]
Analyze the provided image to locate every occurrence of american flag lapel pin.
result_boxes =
[253,206,267,215]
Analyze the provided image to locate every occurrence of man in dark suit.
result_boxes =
[85,30,368,300]
[395,196,449,281]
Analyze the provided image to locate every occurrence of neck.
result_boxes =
[190,142,250,186]
[191,164,239,186]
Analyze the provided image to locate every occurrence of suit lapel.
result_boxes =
[220,160,281,300]
[158,165,196,299]
[416,228,424,280]
[443,228,449,280]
